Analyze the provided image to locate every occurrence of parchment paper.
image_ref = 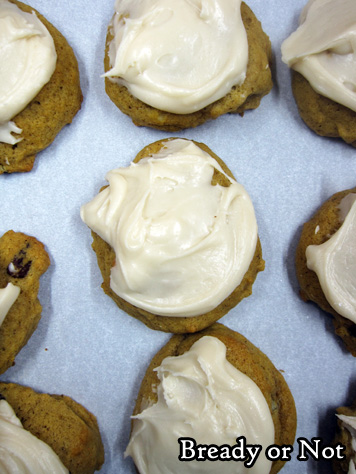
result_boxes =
[1,1,356,472]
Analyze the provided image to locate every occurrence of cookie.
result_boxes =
[104,1,272,131]
[295,187,356,356]
[81,138,264,333]
[0,0,83,174]
[125,323,297,474]
[0,382,105,473]
[332,400,356,474]
[0,230,50,374]
[291,71,356,147]
[281,0,356,146]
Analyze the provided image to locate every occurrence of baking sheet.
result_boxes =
[1,1,356,472]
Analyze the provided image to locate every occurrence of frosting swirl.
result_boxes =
[125,336,274,473]
[337,414,356,474]
[306,193,356,323]
[281,0,356,112]
[81,139,258,317]
[0,0,57,144]
[0,282,20,327]
[0,398,69,473]
[104,0,248,114]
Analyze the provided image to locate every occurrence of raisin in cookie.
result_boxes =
[0,230,50,374]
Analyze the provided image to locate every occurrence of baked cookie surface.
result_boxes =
[0,382,105,474]
[0,230,50,374]
[292,72,356,147]
[104,2,272,131]
[83,138,265,333]
[281,0,356,147]
[295,187,356,356]
[127,323,297,474]
[0,0,83,174]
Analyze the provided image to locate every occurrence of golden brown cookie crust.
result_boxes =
[0,230,50,375]
[0,0,83,174]
[89,138,265,333]
[104,2,272,131]
[130,323,297,474]
[295,187,356,356]
[0,382,105,474]
[292,71,356,147]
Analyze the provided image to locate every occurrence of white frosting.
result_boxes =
[0,399,69,473]
[80,139,258,317]
[0,0,57,144]
[281,0,356,112]
[125,336,274,474]
[337,414,356,474]
[0,121,22,145]
[306,194,356,323]
[339,193,356,221]
[104,0,248,114]
[0,282,20,327]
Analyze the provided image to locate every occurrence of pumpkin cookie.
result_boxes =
[0,230,50,374]
[290,72,356,147]
[104,1,272,131]
[0,0,83,173]
[81,138,264,333]
[295,187,356,356]
[0,382,105,474]
[125,323,297,474]
[281,0,356,146]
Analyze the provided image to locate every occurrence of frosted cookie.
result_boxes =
[0,0,83,174]
[103,0,272,131]
[295,187,356,356]
[281,0,356,146]
[0,230,50,374]
[0,382,105,473]
[332,400,356,474]
[81,138,264,333]
[125,323,297,474]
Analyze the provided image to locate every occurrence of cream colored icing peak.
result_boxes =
[81,139,258,317]
[337,414,356,474]
[125,336,274,473]
[0,282,20,327]
[281,0,356,111]
[306,194,356,323]
[104,0,248,114]
[0,0,57,144]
